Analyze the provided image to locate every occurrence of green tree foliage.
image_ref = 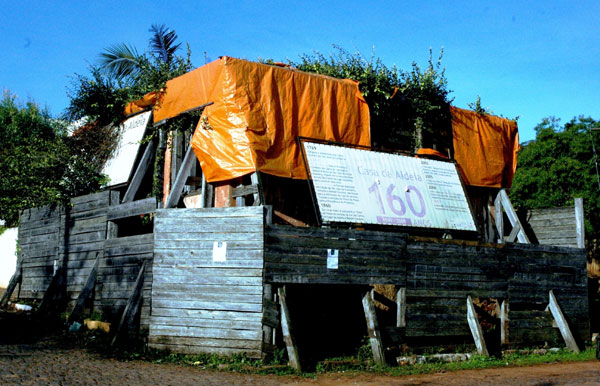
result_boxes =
[0,92,106,227]
[65,25,195,201]
[510,116,600,237]
[67,24,193,127]
[288,46,452,151]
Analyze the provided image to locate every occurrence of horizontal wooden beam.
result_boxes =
[232,184,259,198]
[107,197,157,221]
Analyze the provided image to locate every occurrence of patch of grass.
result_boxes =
[68,328,597,379]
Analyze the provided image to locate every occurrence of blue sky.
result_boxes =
[1,1,598,142]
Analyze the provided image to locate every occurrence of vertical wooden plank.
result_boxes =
[67,252,100,324]
[122,143,155,203]
[165,145,196,208]
[250,172,261,205]
[498,190,530,243]
[278,286,301,372]
[500,299,509,345]
[362,289,386,365]
[548,290,580,352]
[575,198,585,248]
[111,260,147,346]
[396,287,406,328]
[494,194,504,244]
[214,181,235,208]
[467,296,489,356]
[163,133,173,205]
[235,183,245,207]
[262,283,274,356]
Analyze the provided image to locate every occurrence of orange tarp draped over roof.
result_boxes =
[147,56,371,182]
[124,92,158,116]
[451,106,519,188]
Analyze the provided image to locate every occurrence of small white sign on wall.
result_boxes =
[212,241,227,262]
[327,249,339,269]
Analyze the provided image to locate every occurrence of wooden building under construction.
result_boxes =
[2,57,589,366]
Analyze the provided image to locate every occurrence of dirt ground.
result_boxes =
[1,335,599,386]
[2,287,600,385]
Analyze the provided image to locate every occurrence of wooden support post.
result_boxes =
[37,266,67,318]
[467,295,489,356]
[214,181,235,208]
[111,260,147,346]
[122,143,155,203]
[165,146,196,208]
[495,189,530,244]
[494,196,504,243]
[548,290,580,352]
[278,286,301,372]
[68,252,100,325]
[250,172,261,205]
[575,198,585,248]
[0,262,22,308]
[396,287,406,328]
[362,289,386,365]
[500,300,509,345]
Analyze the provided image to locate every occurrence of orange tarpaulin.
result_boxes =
[146,57,371,182]
[451,106,519,188]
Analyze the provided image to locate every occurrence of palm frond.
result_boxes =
[98,43,142,80]
[149,24,182,63]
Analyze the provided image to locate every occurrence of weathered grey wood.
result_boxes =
[165,145,196,208]
[250,173,261,205]
[548,290,580,352]
[107,197,156,221]
[397,287,406,328]
[506,222,521,243]
[36,267,67,317]
[122,142,155,203]
[111,260,147,346]
[68,252,100,324]
[0,262,22,307]
[200,172,208,208]
[278,286,301,372]
[495,189,529,243]
[494,196,504,244]
[467,295,489,356]
[362,289,386,365]
[232,184,259,198]
[575,198,585,248]
[500,299,509,345]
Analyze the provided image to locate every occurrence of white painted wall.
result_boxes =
[0,228,18,288]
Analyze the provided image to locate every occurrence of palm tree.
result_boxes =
[99,24,183,82]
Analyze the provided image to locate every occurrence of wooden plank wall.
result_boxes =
[404,239,509,338]
[525,206,579,248]
[149,206,266,357]
[264,226,589,347]
[18,191,155,331]
[506,243,588,346]
[19,205,61,299]
[265,226,407,285]
[62,191,115,311]
[99,233,153,330]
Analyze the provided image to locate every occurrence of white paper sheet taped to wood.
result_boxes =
[212,241,227,262]
[303,142,476,231]
[102,111,152,187]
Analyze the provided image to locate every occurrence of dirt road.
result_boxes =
[1,335,600,385]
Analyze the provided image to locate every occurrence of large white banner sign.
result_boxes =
[102,111,151,187]
[303,142,476,231]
